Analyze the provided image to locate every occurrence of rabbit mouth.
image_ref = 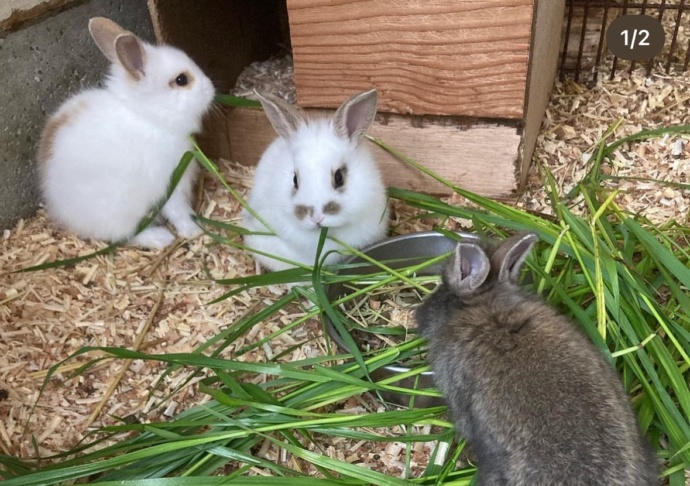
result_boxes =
[309,221,328,230]
[308,219,345,231]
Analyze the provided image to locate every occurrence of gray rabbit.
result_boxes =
[415,233,658,485]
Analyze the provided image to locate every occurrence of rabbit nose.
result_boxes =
[311,212,325,227]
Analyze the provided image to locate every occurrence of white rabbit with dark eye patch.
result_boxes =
[38,17,215,249]
[416,233,658,486]
[242,90,389,271]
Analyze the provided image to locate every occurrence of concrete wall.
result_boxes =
[0,0,153,230]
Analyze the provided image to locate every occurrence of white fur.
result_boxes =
[242,117,389,271]
[39,33,215,249]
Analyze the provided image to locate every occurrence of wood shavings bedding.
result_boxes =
[1,61,689,476]
[0,158,429,462]
[532,0,690,221]
[519,67,690,222]
[0,160,299,458]
[231,55,296,104]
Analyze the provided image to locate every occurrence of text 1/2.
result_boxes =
[621,29,650,49]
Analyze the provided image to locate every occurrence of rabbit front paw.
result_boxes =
[130,226,176,249]
[172,215,203,239]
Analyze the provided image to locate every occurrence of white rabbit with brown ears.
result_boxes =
[38,17,215,249]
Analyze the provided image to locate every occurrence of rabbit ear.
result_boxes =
[445,242,490,296]
[333,89,378,142]
[493,233,538,284]
[114,34,146,80]
[89,17,146,80]
[254,90,304,139]
[89,17,127,62]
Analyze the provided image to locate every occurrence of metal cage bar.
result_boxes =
[666,0,686,73]
[561,0,690,83]
[593,0,612,83]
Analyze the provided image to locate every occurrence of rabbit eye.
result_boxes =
[175,73,188,86]
[334,169,344,188]
[293,173,299,189]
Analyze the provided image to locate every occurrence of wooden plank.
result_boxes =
[196,109,231,161]
[287,0,533,119]
[520,0,565,188]
[223,106,521,198]
[1,0,77,31]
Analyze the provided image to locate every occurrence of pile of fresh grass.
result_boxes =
[1,121,690,485]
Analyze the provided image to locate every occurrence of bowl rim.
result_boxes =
[324,230,478,374]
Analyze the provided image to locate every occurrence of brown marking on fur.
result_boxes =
[323,201,341,215]
[294,205,312,221]
[37,101,86,164]
[169,70,195,89]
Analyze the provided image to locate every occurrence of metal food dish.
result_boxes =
[325,231,477,408]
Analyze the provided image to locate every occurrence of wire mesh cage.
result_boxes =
[560,0,690,84]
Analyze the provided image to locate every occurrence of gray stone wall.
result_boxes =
[0,0,153,230]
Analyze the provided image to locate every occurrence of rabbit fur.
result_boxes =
[415,233,658,485]
[38,17,215,249]
[242,90,389,271]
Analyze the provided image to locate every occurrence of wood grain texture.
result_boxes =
[1,0,77,31]
[520,0,565,188]
[287,0,533,119]
[196,109,231,161]
[220,106,521,198]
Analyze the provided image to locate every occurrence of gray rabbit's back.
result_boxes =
[416,234,658,485]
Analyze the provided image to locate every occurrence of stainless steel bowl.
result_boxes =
[325,231,477,408]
